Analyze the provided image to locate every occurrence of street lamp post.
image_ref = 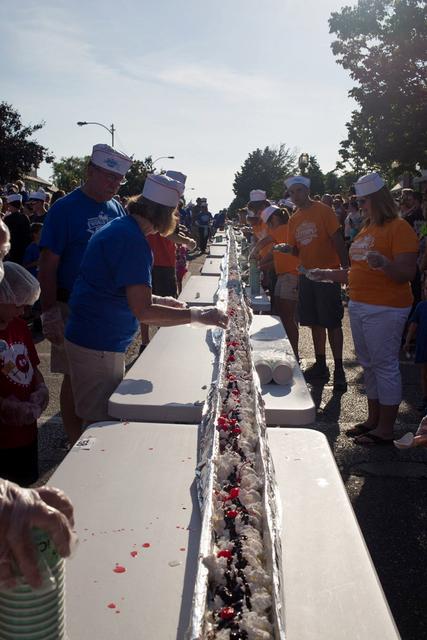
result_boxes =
[151,155,175,167]
[298,153,310,175]
[77,121,116,147]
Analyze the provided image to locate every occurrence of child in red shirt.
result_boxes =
[0,263,48,486]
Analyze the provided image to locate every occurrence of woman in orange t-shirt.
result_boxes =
[308,173,418,445]
[252,207,300,359]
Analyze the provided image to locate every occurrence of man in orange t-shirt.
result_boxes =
[280,176,349,390]
[246,189,276,294]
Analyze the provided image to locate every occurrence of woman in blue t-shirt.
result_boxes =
[64,174,227,431]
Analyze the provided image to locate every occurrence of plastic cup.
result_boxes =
[0,529,66,640]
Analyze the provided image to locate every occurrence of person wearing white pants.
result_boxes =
[306,172,419,445]
[349,299,411,402]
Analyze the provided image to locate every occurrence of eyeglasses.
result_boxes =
[93,165,127,186]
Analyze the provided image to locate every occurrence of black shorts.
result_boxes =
[298,275,343,329]
[151,266,177,297]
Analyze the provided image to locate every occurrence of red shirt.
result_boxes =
[0,318,39,448]
[147,234,176,268]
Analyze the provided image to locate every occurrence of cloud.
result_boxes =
[150,63,279,102]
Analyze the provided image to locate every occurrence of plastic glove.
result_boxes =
[159,296,187,309]
[0,396,41,425]
[41,307,64,345]
[273,243,292,254]
[0,480,76,588]
[185,238,197,251]
[190,306,229,329]
[366,251,389,269]
[29,384,49,414]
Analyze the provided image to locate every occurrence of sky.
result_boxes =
[1,0,356,211]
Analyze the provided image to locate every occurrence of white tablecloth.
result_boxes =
[108,324,217,423]
[178,275,219,306]
[52,422,398,640]
[200,257,222,275]
[250,315,316,425]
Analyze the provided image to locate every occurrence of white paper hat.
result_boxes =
[142,174,185,207]
[249,189,267,202]
[354,172,385,197]
[28,189,46,201]
[284,176,311,189]
[261,205,280,223]
[165,170,187,185]
[91,144,132,176]
[6,193,22,204]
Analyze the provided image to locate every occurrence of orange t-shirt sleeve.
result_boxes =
[391,219,419,255]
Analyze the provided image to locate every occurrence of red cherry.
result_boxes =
[219,606,236,620]
[217,423,229,431]
[226,509,238,519]
[217,549,232,559]
[229,487,240,499]
[231,427,241,436]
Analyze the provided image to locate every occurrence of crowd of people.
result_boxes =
[0,145,427,593]
[240,175,427,446]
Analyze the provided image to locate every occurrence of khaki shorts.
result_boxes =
[274,273,299,301]
[64,339,125,424]
[50,302,70,375]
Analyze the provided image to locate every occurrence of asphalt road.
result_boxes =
[33,250,427,640]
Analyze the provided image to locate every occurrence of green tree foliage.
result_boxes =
[329,0,427,175]
[324,170,342,194]
[230,145,296,213]
[306,155,325,196]
[51,156,90,192]
[0,102,53,183]
[119,157,153,197]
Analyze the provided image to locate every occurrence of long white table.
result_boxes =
[250,315,316,426]
[108,316,315,426]
[178,275,219,306]
[108,324,218,423]
[53,422,398,640]
[208,245,226,257]
[201,257,222,275]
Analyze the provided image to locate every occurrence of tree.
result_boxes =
[306,155,325,195]
[230,145,297,213]
[329,0,427,175]
[324,170,341,194]
[51,156,89,192]
[119,157,153,197]
[0,102,53,183]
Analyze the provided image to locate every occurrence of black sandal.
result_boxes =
[346,423,377,438]
[354,433,393,446]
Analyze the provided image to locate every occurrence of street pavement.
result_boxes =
[33,249,427,640]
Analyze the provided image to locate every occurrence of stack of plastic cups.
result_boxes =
[0,528,66,640]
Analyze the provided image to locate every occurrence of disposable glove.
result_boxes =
[190,306,229,329]
[0,480,76,588]
[41,307,64,345]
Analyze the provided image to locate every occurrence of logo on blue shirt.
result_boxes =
[105,159,118,168]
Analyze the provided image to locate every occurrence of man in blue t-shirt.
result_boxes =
[38,144,132,444]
